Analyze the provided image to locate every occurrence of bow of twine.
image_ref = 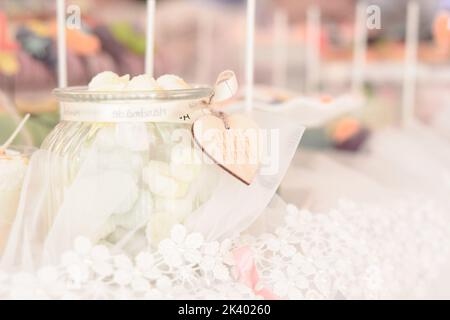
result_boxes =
[197,70,239,130]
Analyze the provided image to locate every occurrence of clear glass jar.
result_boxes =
[44,86,218,250]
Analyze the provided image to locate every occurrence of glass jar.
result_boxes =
[44,86,219,251]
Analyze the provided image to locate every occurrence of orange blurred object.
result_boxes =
[433,12,450,51]
[320,95,333,104]
[0,52,20,76]
[0,11,20,51]
[332,118,361,143]
[49,22,101,56]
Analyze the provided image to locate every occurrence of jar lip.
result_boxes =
[53,86,213,102]
[0,145,36,158]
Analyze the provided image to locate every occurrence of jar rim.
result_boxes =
[53,86,213,102]
[0,145,36,158]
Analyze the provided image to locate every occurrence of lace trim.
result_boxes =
[1,197,449,299]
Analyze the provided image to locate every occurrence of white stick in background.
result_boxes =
[56,0,67,88]
[145,0,156,77]
[351,1,368,95]
[245,0,256,112]
[0,93,33,147]
[305,6,321,95]
[196,12,214,84]
[272,9,288,88]
[0,114,31,152]
[402,1,419,127]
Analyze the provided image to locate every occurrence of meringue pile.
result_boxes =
[66,72,217,251]
[88,71,191,91]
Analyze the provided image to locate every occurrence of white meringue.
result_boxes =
[112,191,154,229]
[143,161,189,198]
[115,123,150,152]
[94,126,117,151]
[143,160,170,177]
[170,145,202,182]
[88,71,130,91]
[63,171,139,238]
[156,74,191,90]
[113,177,139,215]
[126,74,161,91]
[147,173,189,198]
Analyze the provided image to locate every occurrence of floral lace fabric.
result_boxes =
[1,195,449,300]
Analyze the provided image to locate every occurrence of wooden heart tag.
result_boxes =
[192,113,260,185]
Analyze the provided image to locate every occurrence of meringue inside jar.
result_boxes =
[45,73,217,252]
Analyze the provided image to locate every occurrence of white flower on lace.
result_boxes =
[135,251,160,280]
[90,245,113,278]
[285,204,313,227]
[199,240,233,281]
[291,254,316,276]
[269,266,309,299]
[285,204,301,226]
[158,224,204,267]
[286,203,299,215]
[112,254,134,286]
[60,237,95,289]
[266,237,297,258]
[60,242,115,299]
[299,225,329,257]
[112,254,152,293]
[36,266,68,298]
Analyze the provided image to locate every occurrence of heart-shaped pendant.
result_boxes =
[192,113,260,185]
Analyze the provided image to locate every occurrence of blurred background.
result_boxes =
[0,0,449,146]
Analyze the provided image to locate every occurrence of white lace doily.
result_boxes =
[1,195,449,300]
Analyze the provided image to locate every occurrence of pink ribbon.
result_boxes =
[233,246,279,300]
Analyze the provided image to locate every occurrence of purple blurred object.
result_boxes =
[93,25,144,76]
[334,128,370,152]
[67,51,89,86]
[14,51,55,90]
[440,0,450,10]
[83,53,118,78]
